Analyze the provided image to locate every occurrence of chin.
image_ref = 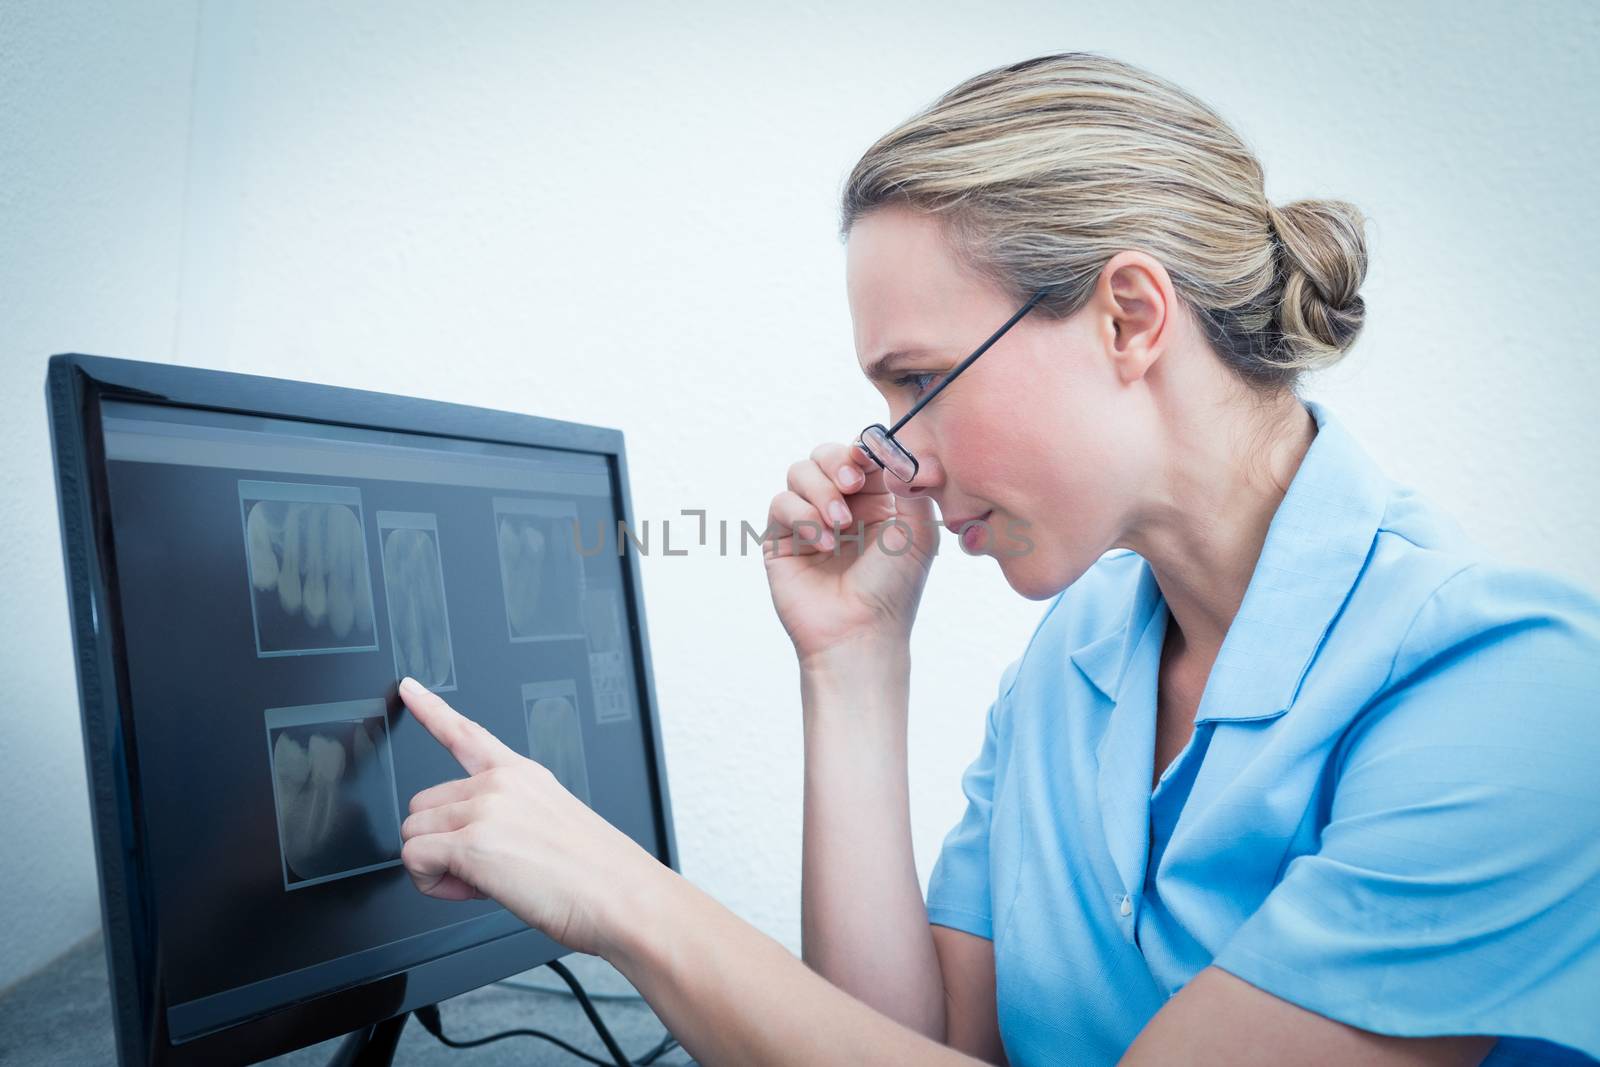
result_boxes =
[994,551,1078,601]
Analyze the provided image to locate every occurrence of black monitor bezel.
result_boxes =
[45,352,679,1066]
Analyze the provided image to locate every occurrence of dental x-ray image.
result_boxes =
[521,679,593,806]
[240,480,378,657]
[493,496,586,642]
[583,588,634,724]
[377,511,457,691]
[265,700,403,890]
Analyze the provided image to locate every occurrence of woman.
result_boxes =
[397,53,1600,1064]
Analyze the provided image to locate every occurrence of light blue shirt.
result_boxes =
[924,398,1600,1065]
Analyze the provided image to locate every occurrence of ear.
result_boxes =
[1091,251,1174,384]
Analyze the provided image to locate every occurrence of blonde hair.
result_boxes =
[840,52,1369,392]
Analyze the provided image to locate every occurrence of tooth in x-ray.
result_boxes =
[241,481,377,656]
[266,700,402,890]
[521,680,592,806]
[247,501,371,635]
[377,511,456,690]
[494,497,585,642]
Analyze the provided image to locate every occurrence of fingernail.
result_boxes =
[818,530,835,550]
[838,466,861,488]
[828,501,851,526]
[400,677,420,695]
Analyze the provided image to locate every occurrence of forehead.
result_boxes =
[845,206,1008,373]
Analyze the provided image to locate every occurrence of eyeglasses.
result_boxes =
[857,287,1052,483]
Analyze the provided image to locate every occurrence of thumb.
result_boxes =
[400,833,485,901]
[880,494,938,557]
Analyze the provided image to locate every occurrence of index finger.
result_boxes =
[399,676,520,776]
[811,439,887,496]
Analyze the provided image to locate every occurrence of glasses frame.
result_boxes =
[857,287,1053,483]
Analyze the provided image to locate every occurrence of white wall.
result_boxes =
[0,0,201,990]
[4,0,1597,992]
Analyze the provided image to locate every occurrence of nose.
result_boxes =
[887,444,941,498]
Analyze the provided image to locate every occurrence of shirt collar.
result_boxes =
[1069,398,1391,722]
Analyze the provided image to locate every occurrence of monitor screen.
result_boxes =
[49,358,673,1063]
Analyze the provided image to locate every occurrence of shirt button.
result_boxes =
[1119,895,1133,916]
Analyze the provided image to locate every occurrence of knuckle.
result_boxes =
[772,492,802,524]
[809,441,841,465]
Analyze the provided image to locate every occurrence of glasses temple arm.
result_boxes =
[885,288,1052,436]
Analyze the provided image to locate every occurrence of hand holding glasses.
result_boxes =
[857,288,1053,483]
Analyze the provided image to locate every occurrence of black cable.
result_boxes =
[413,1002,620,1066]
[546,959,632,1067]
[490,980,682,1062]
[412,963,685,1067]
[634,1033,682,1065]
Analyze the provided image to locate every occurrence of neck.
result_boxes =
[1118,390,1316,660]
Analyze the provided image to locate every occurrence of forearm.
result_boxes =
[603,865,978,1067]
[797,645,946,1039]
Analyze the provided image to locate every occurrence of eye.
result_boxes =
[892,371,941,397]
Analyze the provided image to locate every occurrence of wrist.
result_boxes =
[798,639,910,685]
[799,643,911,735]
[595,858,696,977]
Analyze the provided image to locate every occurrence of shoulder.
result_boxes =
[1360,477,1600,694]
[1369,557,1600,743]
[1344,479,1486,634]
[1390,558,1600,682]
[1339,470,1600,684]
[1335,543,1600,796]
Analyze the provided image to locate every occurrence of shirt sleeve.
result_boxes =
[1212,564,1600,1059]
[924,657,1022,941]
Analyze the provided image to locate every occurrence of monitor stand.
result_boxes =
[326,1011,410,1067]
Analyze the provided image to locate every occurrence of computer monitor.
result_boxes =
[45,354,678,1066]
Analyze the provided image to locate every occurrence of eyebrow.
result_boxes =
[863,348,940,382]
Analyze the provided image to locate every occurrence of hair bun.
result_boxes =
[1269,199,1369,367]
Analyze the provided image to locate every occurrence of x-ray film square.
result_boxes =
[493,496,587,643]
[239,480,379,658]
[521,679,593,806]
[583,589,634,724]
[264,699,403,891]
[376,510,458,693]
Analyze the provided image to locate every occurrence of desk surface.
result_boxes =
[0,932,692,1066]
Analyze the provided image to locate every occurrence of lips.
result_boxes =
[943,509,993,535]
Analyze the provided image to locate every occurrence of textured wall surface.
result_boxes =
[3,0,1596,994]
[0,0,201,991]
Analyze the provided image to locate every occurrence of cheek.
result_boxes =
[958,398,1133,590]
[940,424,1010,489]
[953,388,1124,508]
